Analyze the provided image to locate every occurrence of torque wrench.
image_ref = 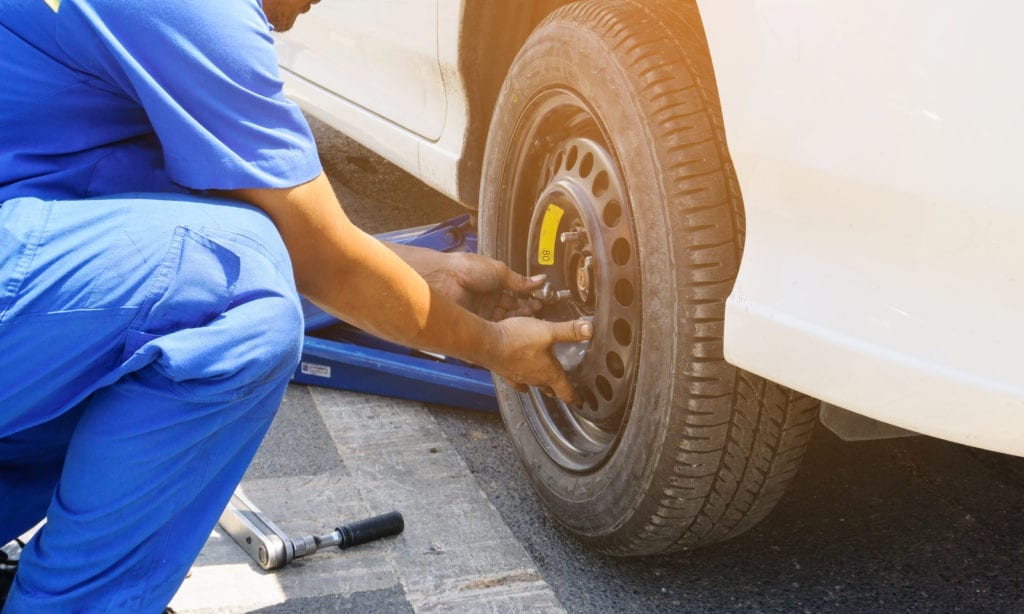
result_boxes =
[218,491,404,570]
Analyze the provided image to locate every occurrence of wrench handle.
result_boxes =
[336,511,405,549]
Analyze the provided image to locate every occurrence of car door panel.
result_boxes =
[275,0,446,141]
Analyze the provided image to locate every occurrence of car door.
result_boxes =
[274,0,447,141]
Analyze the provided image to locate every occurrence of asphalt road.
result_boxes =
[310,116,1024,613]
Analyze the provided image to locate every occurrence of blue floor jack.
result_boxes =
[291,214,499,412]
[217,215,497,569]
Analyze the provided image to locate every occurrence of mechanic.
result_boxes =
[0,0,591,610]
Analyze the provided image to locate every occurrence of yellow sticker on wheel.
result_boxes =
[537,204,564,266]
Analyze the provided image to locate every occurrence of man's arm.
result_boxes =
[229,173,589,402]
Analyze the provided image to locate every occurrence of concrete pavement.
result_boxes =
[169,385,563,613]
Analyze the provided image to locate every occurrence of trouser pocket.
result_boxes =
[122,226,239,360]
[0,198,50,323]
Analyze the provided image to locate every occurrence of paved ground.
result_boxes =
[169,386,561,613]
[169,381,1024,613]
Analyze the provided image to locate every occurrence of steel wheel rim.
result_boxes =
[498,89,642,472]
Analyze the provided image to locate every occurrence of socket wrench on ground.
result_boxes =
[218,491,404,571]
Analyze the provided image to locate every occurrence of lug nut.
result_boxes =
[530,282,554,303]
[530,282,573,305]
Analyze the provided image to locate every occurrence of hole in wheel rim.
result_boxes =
[580,152,595,178]
[603,200,622,228]
[614,279,635,306]
[612,238,631,266]
[613,319,632,346]
[606,352,625,378]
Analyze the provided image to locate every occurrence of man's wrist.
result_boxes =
[460,317,503,372]
[384,241,449,277]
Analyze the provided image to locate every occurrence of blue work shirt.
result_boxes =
[0,0,322,201]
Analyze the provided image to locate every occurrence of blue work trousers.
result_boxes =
[0,194,304,612]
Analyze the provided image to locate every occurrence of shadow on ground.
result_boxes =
[432,406,1024,613]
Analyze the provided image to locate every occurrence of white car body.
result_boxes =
[276,2,1024,457]
[275,0,468,198]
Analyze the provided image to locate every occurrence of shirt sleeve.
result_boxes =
[55,0,322,190]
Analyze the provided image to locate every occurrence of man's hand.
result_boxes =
[387,243,593,403]
[485,317,593,404]
[387,244,544,320]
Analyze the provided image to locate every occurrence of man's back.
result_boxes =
[0,0,319,201]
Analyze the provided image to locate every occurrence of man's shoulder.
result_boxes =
[62,0,265,31]
[56,0,271,67]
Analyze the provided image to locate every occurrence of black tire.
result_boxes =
[478,0,819,555]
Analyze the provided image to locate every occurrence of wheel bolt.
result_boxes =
[576,268,588,292]
[576,256,594,303]
[560,231,583,245]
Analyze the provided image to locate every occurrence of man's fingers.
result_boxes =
[489,314,591,405]
[549,318,594,343]
[500,266,546,294]
[544,320,588,404]
[503,299,541,318]
[495,292,519,312]
[549,374,579,405]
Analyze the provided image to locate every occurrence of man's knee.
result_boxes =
[203,207,305,388]
[130,206,305,400]
[239,290,305,384]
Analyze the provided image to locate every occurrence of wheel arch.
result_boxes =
[455,1,568,207]
[455,1,713,209]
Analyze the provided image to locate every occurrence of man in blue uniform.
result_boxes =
[0,0,590,610]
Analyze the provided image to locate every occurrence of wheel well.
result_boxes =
[455,1,573,208]
[454,1,707,208]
